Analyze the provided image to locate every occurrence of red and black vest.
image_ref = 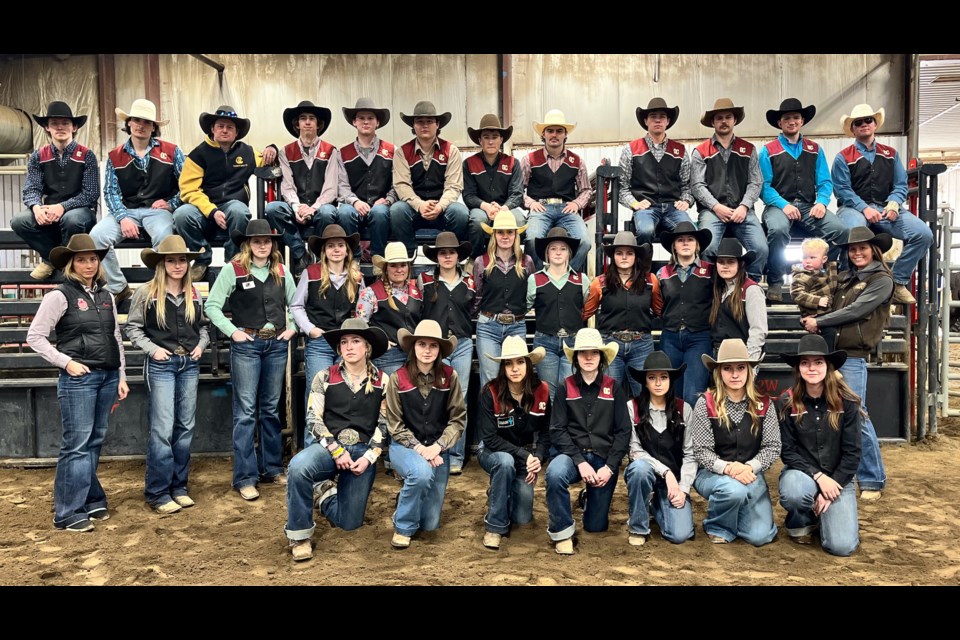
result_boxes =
[55,279,121,370]
[402,138,453,200]
[839,142,898,206]
[395,364,455,445]
[533,270,584,335]
[695,137,755,209]
[596,273,657,334]
[420,272,476,340]
[108,139,179,210]
[765,137,819,204]
[628,138,686,205]
[465,153,515,205]
[703,390,771,464]
[144,286,203,353]
[187,139,255,206]
[322,364,385,443]
[369,279,422,344]
[340,140,394,206]
[562,374,619,460]
[477,254,529,316]
[487,380,550,448]
[711,278,760,349]
[38,143,91,206]
[284,140,336,206]
[303,264,357,332]
[525,148,580,202]
[227,262,287,331]
[658,262,714,333]
[630,397,687,478]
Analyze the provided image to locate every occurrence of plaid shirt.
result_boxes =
[790,262,838,317]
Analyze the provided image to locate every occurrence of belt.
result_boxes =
[173,346,189,356]
[480,310,521,324]
[539,198,564,205]
[334,428,369,446]
[241,327,277,339]
[610,330,649,342]
[555,328,570,338]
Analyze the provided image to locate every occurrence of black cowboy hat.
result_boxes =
[636,97,679,130]
[199,105,251,140]
[424,231,471,262]
[283,101,332,138]
[628,350,687,385]
[32,101,87,129]
[766,98,817,129]
[603,231,653,259]
[839,227,893,254]
[230,218,278,245]
[781,334,847,370]
[323,318,389,360]
[49,234,108,270]
[342,97,390,128]
[659,221,712,254]
[307,224,360,257]
[535,227,581,262]
[714,237,756,266]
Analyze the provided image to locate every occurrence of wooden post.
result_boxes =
[96,54,116,152]
[144,54,161,117]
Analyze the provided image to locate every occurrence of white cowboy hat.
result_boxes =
[563,328,619,364]
[533,109,577,138]
[480,209,527,235]
[701,338,760,371]
[485,335,546,365]
[116,98,169,128]
[397,319,458,359]
[372,241,414,271]
[840,104,885,137]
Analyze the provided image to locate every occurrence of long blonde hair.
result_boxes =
[63,254,105,286]
[485,229,525,278]
[378,261,411,311]
[318,249,360,303]
[336,337,380,395]
[237,239,284,285]
[141,257,196,329]
[709,364,763,435]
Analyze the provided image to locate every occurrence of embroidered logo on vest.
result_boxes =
[77,298,88,311]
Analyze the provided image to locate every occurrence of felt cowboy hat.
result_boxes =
[628,350,687,385]
[467,113,513,145]
[480,210,527,235]
[563,328,619,364]
[535,227,580,262]
[659,220,712,254]
[230,218,278,245]
[701,98,745,127]
[781,334,847,370]
[32,101,87,129]
[140,235,205,270]
[701,338,760,371]
[399,101,452,129]
[199,105,251,140]
[838,227,893,254]
[322,317,389,360]
[282,100,332,138]
[485,335,546,365]
[372,241,414,271]
[766,98,816,129]
[49,234,108,270]
[603,231,653,259]
[397,319,458,358]
[424,231,471,262]
[307,224,360,257]
[533,109,577,138]
[714,237,756,266]
[840,103,885,137]
[342,97,390,128]
[116,98,169,130]
[636,97,679,130]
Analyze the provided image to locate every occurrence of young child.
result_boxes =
[790,238,838,350]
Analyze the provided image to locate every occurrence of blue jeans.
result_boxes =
[836,205,934,285]
[838,357,886,491]
[779,468,859,556]
[229,336,289,488]
[389,201,469,256]
[698,208,769,280]
[468,207,526,258]
[10,206,96,263]
[264,201,338,262]
[693,468,777,546]
[302,336,339,447]
[444,336,473,468]
[603,334,654,398]
[285,443,376,539]
[632,203,693,247]
[373,345,408,377]
[624,459,695,543]
[533,332,574,401]
[545,452,620,541]
[524,204,592,273]
[89,207,175,293]
[53,368,118,528]
[390,443,451,537]
[144,355,199,507]
[477,447,535,535]
[476,315,527,387]
[763,203,848,287]
[337,202,390,260]
[659,328,712,406]
[173,200,250,267]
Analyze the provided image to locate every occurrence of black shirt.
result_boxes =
[550,372,632,468]
[778,392,862,488]
[477,381,551,468]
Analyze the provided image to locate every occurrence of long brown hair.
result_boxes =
[782,362,864,431]
[237,239,284,285]
[710,261,747,326]
[603,247,650,295]
[484,356,543,414]
[403,340,448,382]
[709,363,763,434]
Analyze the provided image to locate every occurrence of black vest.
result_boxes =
[465,153,515,204]
[187,138,255,206]
[628,138,686,204]
[420,272,476,340]
[525,148,579,202]
[631,397,687,478]
[38,143,90,206]
[395,364,455,445]
[765,137,819,204]
[108,139,179,210]
[711,278,760,349]
[340,140,394,206]
[227,262,287,331]
[284,139,336,205]
[839,143,898,206]
[144,287,203,352]
[487,381,550,447]
[478,254,529,316]
[303,264,356,332]
[402,138,452,200]
[695,137,755,209]
[562,374,619,460]
[369,279,422,344]
[658,262,714,333]
[55,280,121,370]
[533,270,584,335]
[323,365,385,443]
[704,391,771,464]
[596,274,656,334]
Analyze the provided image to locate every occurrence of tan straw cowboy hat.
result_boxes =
[480,210,527,235]
[49,234,108,270]
[533,109,577,138]
[140,235,205,270]
[485,335,545,365]
[840,103,885,137]
[398,319,458,358]
[116,98,169,129]
[701,98,745,127]
[563,328,619,364]
[701,338,760,371]
[372,242,414,271]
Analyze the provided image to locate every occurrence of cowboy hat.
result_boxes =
[603,231,653,258]
[485,335,546,366]
[563,328,619,364]
[140,235,205,270]
[399,101,452,129]
[781,334,847,370]
[116,98,169,129]
[766,98,816,129]
[49,234,108,270]
[424,231,471,262]
[230,218,278,245]
[535,227,580,262]
[701,98,745,127]
[397,319,458,358]
[533,109,577,138]
[322,317,389,360]
[714,237,756,266]
[307,224,360,257]
[701,338,760,371]
[840,104,885,137]
[628,350,687,385]
[467,113,513,145]
[282,100,332,138]
[838,227,893,254]
[342,97,390,128]
[636,98,679,130]
[199,105,251,140]
[32,101,87,129]
[372,242,414,271]
[480,210,527,235]
[659,221,712,254]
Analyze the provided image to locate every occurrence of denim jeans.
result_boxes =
[603,334,654,398]
[693,468,777,546]
[836,205,934,285]
[444,336,473,468]
[624,459,695,543]
[389,201,469,256]
[697,208,769,280]
[763,203,847,287]
[477,446,535,535]
[53,368,118,528]
[373,345,408,377]
[468,207,526,258]
[659,328,712,407]
[229,336,289,488]
[545,452,620,541]
[337,202,390,260]
[838,357,886,491]
[632,203,693,247]
[173,200,250,267]
[524,204,592,273]
[284,443,376,539]
[390,443,451,536]
[144,355,199,507]
[89,207,175,293]
[10,206,96,263]
[533,332,574,401]
[778,468,859,556]
[475,315,527,387]
[302,336,339,447]
[265,200,339,261]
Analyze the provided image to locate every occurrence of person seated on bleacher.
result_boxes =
[760,98,847,303]
[617,98,694,248]
[390,101,469,257]
[521,109,593,273]
[800,227,892,502]
[690,98,768,282]
[832,102,932,306]
[709,238,768,361]
[90,99,182,303]
[463,113,526,259]
[11,101,98,281]
[173,105,261,282]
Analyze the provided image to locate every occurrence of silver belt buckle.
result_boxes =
[338,429,361,446]
[556,329,569,338]
[497,313,515,324]
[540,198,563,205]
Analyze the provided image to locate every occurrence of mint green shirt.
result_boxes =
[204,262,299,337]
[525,267,591,312]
